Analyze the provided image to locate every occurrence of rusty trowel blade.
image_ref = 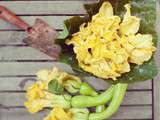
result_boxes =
[23,18,61,60]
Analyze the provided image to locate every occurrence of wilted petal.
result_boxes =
[92,2,113,20]
[120,4,140,35]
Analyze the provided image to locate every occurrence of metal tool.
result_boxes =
[0,5,61,60]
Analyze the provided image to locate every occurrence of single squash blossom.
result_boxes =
[66,2,156,80]
[44,107,72,120]
[37,67,97,95]
[37,67,81,91]
[24,81,47,113]
[24,80,71,113]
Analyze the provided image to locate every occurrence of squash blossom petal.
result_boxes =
[24,72,72,113]
[120,4,140,35]
[43,107,89,120]
[24,82,48,113]
[44,107,72,120]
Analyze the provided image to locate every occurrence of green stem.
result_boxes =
[79,82,98,96]
[88,83,128,120]
[71,86,114,108]
[96,105,105,113]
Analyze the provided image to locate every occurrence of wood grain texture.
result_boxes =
[154,1,160,119]
[0,31,62,45]
[0,31,26,45]
[0,46,54,60]
[0,16,72,30]
[0,106,152,120]
[0,61,153,91]
[0,77,152,91]
[0,91,152,107]
[85,77,152,91]
[0,62,73,76]
[0,1,95,15]
[0,109,48,120]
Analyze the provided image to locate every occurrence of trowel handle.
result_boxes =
[0,5,30,31]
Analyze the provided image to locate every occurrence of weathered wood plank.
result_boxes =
[0,16,73,30]
[0,1,96,15]
[0,106,152,120]
[0,91,152,107]
[0,77,152,91]
[0,47,54,60]
[0,108,48,120]
[154,1,160,119]
[0,62,73,76]
[111,106,152,119]
[0,31,63,45]
[154,75,160,120]
[85,77,152,91]
[0,31,26,45]
[0,62,152,91]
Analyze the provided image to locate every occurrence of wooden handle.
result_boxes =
[0,5,30,30]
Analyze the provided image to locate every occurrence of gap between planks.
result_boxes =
[0,76,152,91]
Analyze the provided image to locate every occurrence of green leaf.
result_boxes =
[58,24,69,39]
[48,79,64,95]
[63,16,89,35]
[59,0,158,84]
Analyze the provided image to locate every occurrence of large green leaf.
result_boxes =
[58,0,158,84]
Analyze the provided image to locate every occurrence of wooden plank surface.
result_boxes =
[154,1,160,119]
[0,109,48,120]
[0,0,158,120]
[0,1,94,15]
[0,91,152,107]
[0,31,26,45]
[0,77,152,91]
[0,107,152,120]
[0,16,72,30]
[0,62,73,76]
[0,47,54,60]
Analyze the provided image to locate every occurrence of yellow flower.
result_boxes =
[36,69,51,81]
[66,2,156,80]
[127,34,156,65]
[24,79,71,113]
[43,107,89,120]
[25,99,49,114]
[25,82,46,101]
[37,67,81,85]
[120,4,140,35]
[24,82,48,113]
[44,107,72,120]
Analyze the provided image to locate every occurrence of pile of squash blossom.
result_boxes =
[66,2,155,80]
[24,2,156,120]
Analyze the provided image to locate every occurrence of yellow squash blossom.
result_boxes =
[66,2,156,80]
[24,82,48,113]
[36,67,81,85]
[36,67,82,94]
[25,80,71,113]
[44,107,89,120]
[44,107,72,120]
